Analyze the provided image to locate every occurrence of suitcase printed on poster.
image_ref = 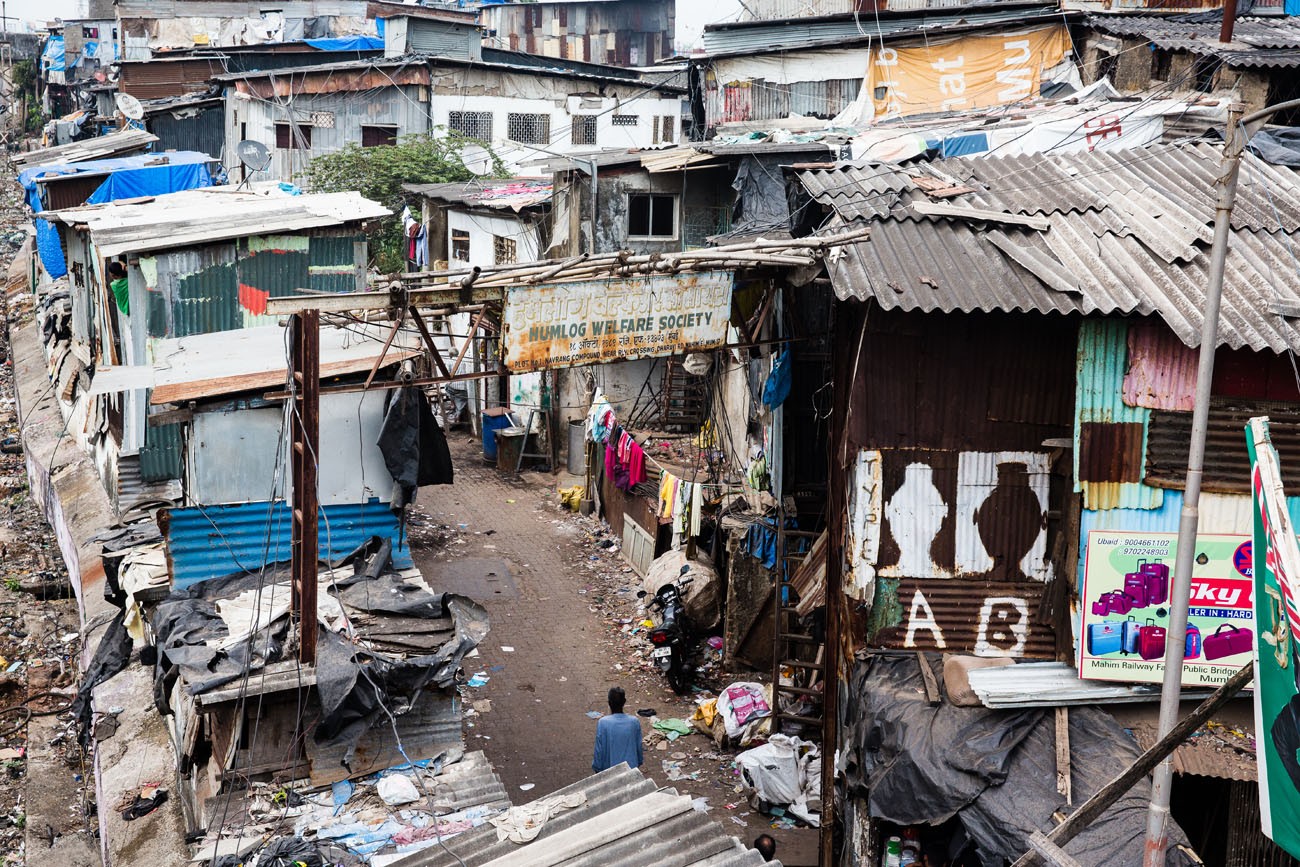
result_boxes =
[1138,620,1167,660]
[1124,572,1150,608]
[1140,560,1170,606]
[1203,623,1253,660]
[1122,617,1141,655]
[1184,624,1201,659]
[1087,621,1123,656]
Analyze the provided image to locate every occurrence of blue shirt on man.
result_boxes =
[592,712,644,772]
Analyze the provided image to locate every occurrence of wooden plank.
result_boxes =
[1011,662,1254,867]
[194,662,318,710]
[149,349,420,405]
[1029,831,1083,867]
[1055,706,1072,805]
[911,200,1051,231]
[917,652,941,706]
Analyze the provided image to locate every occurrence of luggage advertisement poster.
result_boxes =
[1079,530,1255,686]
[1247,417,1300,858]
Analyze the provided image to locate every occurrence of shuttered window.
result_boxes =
[274,123,311,150]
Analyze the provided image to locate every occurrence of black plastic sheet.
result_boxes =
[148,538,488,760]
[844,655,1198,866]
[377,384,453,508]
[70,609,133,748]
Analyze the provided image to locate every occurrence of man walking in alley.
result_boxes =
[592,686,643,772]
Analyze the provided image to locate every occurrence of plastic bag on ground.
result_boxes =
[377,773,420,806]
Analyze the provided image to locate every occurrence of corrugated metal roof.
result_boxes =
[42,185,390,259]
[404,179,553,212]
[966,661,1213,708]
[805,142,1300,353]
[1087,14,1300,67]
[161,499,413,587]
[700,5,1064,57]
[10,128,159,167]
[399,763,780,867]
[1110,703,1257,781]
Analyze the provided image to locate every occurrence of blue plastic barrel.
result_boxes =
[482,408,513,461]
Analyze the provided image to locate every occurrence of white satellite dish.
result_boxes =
[236,139,272,173]
[115,92,144,121]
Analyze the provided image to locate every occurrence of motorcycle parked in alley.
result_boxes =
[641,565,696,695]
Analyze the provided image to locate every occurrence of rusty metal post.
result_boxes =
[1219,0,1238,44]
[290,310,320,666]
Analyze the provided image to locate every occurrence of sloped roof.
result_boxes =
[397,763,781,867]
[41,185,390,258]
[404,179,553,212]
[1088,14,1300,68]
[799,142,1300,353]
[10,128,159,167]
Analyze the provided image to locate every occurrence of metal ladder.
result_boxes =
[771,517,825,733]
[514,409,551,474]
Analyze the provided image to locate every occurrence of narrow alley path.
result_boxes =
[409,436,819,865]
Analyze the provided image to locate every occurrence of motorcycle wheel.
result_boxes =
[668,660,691,695]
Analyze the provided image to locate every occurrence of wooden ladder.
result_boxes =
[771,518,825,732]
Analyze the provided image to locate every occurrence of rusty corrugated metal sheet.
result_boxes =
[1146,399,1300,495]
[1074,319,1163,511]
[232,63,430,100]
[1123,320,1198,411]
[868,578,1056,659]
[119,59,224,100]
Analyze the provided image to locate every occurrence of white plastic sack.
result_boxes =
[377,774,420,806]
[736,734,821,825]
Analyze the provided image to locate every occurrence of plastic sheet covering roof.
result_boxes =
[10,128,159,167]
[1088,14,1300,68]
[801,142,1300,353]
[397,762,780,867]
[846,654,1196,867]
[87,323,421,405]
[40,184,390,259]
[403,179,553,212]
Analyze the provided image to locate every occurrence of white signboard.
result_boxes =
[501,271,733,372]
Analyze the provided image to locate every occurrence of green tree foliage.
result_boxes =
[303,133,495,273]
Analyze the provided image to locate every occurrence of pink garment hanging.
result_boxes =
[627,441,646,487]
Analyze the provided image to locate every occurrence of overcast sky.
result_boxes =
[2,0,743,48]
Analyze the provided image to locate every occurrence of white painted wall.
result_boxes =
[444,208,540,270]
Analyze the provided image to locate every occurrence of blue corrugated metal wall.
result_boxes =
[164,499,413,588]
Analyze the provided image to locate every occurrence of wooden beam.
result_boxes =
[408,306,453,379]
[917,652,941,706]
[1056,707,1072,805]
[450,308,487,376]
[1029,832,1083,867]
[362,316,403,391]
[1010,661,1254,867]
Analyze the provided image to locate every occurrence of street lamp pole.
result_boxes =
[1142,95,1300,866]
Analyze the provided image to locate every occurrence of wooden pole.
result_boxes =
[290,310,320,666]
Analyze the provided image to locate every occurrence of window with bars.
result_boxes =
[494,235,517,265]
[507,112,551,145]
[361,125,397,147]
[451,230,471,263]
[448,110,493,141]
[571,115,598,146]
[611,114,638,127]
[627,193,676,238]
[275,123,312,150]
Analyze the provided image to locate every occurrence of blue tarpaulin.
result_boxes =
[304,35,383,51]
[21,151,214,279]
[938,132,990,158]
[40,35,64,73]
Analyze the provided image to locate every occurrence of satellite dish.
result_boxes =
[236,139,272,172]
[115,92,144,121]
